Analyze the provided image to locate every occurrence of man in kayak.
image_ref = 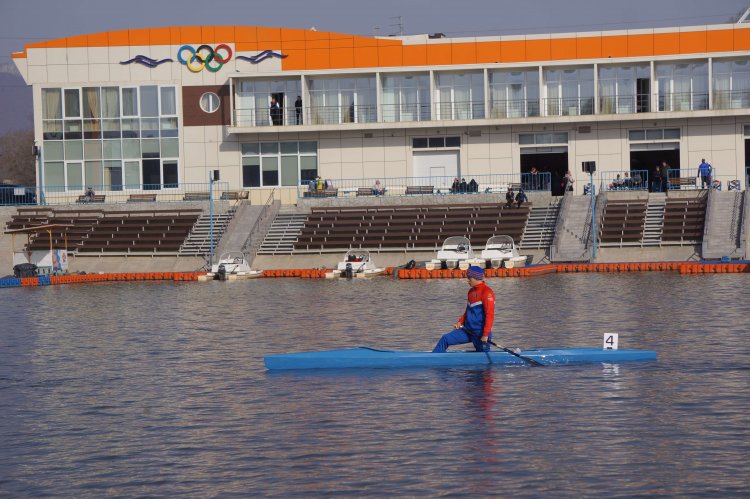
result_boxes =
[432,266,495,353]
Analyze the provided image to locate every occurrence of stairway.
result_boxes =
[179,209,236,256]
[257,206,309,255]
[702,190,744,259]
[550,195,593,262]
[520,199,561,249]
[641,193,666,246]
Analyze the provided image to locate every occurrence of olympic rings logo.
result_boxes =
[177,44,233,73]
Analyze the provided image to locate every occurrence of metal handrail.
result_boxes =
[242,188,277,256]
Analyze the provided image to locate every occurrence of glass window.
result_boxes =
[44,141,64,161]
[160,87,176,115]
[122,139,140,159]
[519,134,535,145]
[141,139,160,158]
[161,138,179,158]
[42,89,62,119]
[83,119,101,140]
[122,118,139,138]
[102,119,121,139]
[82,87,100,119]
[646,129,662,140]
[280,156,298,186]
[413,138,428,148]
[140,118,159,139]
[299,141,316,154]
[261,142,279,155]
[64,89,80,118]
[428,137,444,148]
[64,120,82,140]
[280,142,298,154]
[300,156,317,184]
[122,88,138,116]
[84,140,102,160]
[85,161,102,188]
[160,118,178,138]
[102,140,122,159]
[163,160,178,188]
[43,120,63,141]
[43,162,65,191]
[124,160,140,188]
[663,128,680,139]
[65,141,83,160]
[140,85,159,117]
[242,156,261,187]
[103,160,123,191]
[242,143,259,155]
[101,87,120,118]
[629,130,646,141]
[67,162,83,188]
[200,92,220,113]
[445,136,461,147]
[262,157,279,186]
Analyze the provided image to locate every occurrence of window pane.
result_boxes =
[163,160,178,188]
[299,141,316,154]
[141,118,159,138]
[160,117,178,137]
[44,162,65,192]
[102,87,120,118]
[122,88,138,116]
[122,139,141,159]
[142,159,161,189]
[102,119,121,139]
[103,160,122,191]
[242,143,259,155]
[261,157,279,185]
[122,118,139,138]
[663,128,680,139]
[261,142,279,155]
[242,156,260,187]
[124,160,140,188]
[280,156,298,186]
[519,133,535,145]
[552,133,568,143]
[85,161,102,189]
[280,142,297,154]
[646,129,662,140]
[42,89,62,119]
[65,141,83,160]
[300,156,317,183]
[428,137,444,148]
[44,141,64,161]
[629,130,645,141]
[67,162,83,188]
[84,140,102,160]
[161,138,178,158]
[103,140,122,159]
[43,120,63,140]
[83,119,101,139]
[413,138,428,148]
[140,86,159,117]
[141,139,160,158]
[82,88,100,119]
[445,136,461,147]
[160,87,176,115]
[64,89,80,118]
[64,120,82,140]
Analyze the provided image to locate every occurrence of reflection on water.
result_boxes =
[0,274,748,496]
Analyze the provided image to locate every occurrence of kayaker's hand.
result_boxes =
[454,322,462,329]
[481,336,488,346]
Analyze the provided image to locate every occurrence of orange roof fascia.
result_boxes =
[10,25,748,67]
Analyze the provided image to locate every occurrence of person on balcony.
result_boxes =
[295,96,302,125]
[698,159,712,189]
[270,97,282,126]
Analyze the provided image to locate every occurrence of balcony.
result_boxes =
[713,90,750,110]
[599,94,651,114]
[658,92,708,112]
[489,99,540,119]
[543,97,595,116]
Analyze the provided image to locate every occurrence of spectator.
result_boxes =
[609,174,623,190]
[325,179,334,189]
[652,164,663,192]
[515,188,528,208]
[270,97,282,126]
[505,187,514,208]
[459,178,468,193]
[622,172,632,189]
[563,171,575,192]
[308,179,316,193]
[372,179,385,196]
[316,176,323,191]
[632,171,643,188]
[450,177,460,193]
[698,158,712,189]
[295,96,302,125]
[468,178,478,193]
[529,167,540,190]
[661,161,670,191]
[83,186,95,203]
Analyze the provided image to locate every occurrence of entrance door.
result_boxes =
[413,151,459,189]
[520,147,568,196]
[630,144,680,191]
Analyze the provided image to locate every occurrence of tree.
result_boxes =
[0,130,36,185]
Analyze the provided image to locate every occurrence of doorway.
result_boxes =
[413,151,459,188]
[630,146,680,191]
[520,147,568,196]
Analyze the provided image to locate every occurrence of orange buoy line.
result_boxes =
[2,263,748,288]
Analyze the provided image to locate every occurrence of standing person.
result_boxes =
[459,178,468,193]
[450,177,460,193]
[433,266,495,353]
[295,96,302,125]
[652,164,663,193]
[529,166,540,190]
[698,158,712,189]
[661,161,670,192]
[505,187,515,208]
[270,97,282,126]
[563,170,575,192]
[515,188,528,208]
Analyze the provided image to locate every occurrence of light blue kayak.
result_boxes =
[264,346,657,370]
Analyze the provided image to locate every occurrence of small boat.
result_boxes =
[326,249,385,278]
[264,346,657,370]
[198,251,263,281]
[480,235,528,269]
[426,236,484,270]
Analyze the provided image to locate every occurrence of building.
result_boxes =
[11,22,750,204]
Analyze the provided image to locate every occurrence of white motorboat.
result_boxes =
[480,235,527,268]
[426,236,485,270]
[199,252,263,281]
[326,249,385,278]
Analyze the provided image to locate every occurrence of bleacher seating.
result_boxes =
[294,202,531,252]
[5,208,201,254]
[662,197,707,242]
[599,199,647,245]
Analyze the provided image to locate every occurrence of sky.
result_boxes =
[0,0,748,132]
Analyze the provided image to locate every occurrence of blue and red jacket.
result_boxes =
[458,281,495,338]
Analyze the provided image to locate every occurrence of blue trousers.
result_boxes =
[432,328,490,353]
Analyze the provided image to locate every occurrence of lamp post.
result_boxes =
[33,141,45,206]
[590,171,597,260]
[209,170,215,267]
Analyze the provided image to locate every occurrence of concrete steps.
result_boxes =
[179,209,236,256]
[642,193,666,246]
[257,210,308,255]
[520,199,560,250]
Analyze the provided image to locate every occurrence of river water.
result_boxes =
[1,274,748,497]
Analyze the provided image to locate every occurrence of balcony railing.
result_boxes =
[599,94,651,114]
[543,97,595,116]
[235,108,304,127]
[658,92,709,112]
[298,172,551,198]
[434,100,485,120]
[713,90,750,110]
[489,99,540,119]
[600,170,649,191]
[307,105,377,125]
[667,167,716,190]
[378,103,431,123]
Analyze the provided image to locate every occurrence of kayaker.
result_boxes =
[432,266,495,353]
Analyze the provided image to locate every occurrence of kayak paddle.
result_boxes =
[489,340,545,366]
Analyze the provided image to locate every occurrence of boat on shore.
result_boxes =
[480,235,528,268]
[198,252,263,281]
[326,250,385,278]
[264,346,657,370]
[426,236,485,270]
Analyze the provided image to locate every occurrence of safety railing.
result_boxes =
[667,167,716,190]
[234,108,304,127]
[306,105,377,125]
[380,103,431,123]
[6,182,231,206]
[297,172,551,199]
[543,97,595,116]
[600,170,649,191]
[658,92,709,112]
[434,100,485,120]
[489,99,540,119]
[711,90,750,110]
[598,94,651,114]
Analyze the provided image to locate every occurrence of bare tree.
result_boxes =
[0,130,36,185]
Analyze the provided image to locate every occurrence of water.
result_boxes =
[1,274,749,497]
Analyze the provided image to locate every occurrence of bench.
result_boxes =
[405,186,434,195]
[220,191,248,200]
[303,188,339,198]
[77,194,106,203]
[183,192,210,201]
[128,193,157,202]
[669,177,698,189]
